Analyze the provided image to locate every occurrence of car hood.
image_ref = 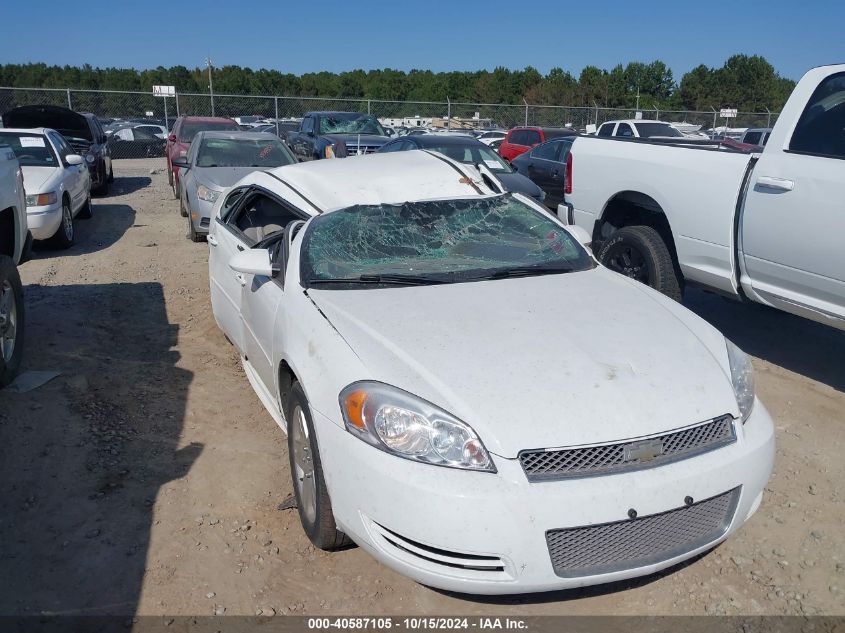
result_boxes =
[496,171,543,199]
[308,268,737,457]
[3,105,92,141]
[194,166,267,189]
[21,166,60,193]
[324,134,389,146]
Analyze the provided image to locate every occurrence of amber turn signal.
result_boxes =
[343,389,368,430]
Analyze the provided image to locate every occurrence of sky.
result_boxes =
[2,0,842,81]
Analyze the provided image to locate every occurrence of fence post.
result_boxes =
[274,96,280,136]
[711,107,718,135]
[66,88,72,109]
[367,99,371,115]
[654,105,659,120]
[175,91,180,117]
[765,108,771,128]
[523,98,528,126]
[446,97,451,130]
[593,101,599,127]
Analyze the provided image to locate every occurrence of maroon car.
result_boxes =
[166,116,239,198]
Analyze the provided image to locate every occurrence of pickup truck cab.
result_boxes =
[563,64,845,330]
[596,119,685,139]
[0,144,28,386]
[286,112,390,161]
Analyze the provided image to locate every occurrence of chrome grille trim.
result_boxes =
[519,415,735,481]
[546,487,740,578]
[345,144,380,156]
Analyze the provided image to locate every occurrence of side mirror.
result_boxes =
[229,249,273,277]
[171,156,190,169]
[65,154,84,166]
[167,133,177,142]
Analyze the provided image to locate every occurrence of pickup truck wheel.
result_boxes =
[598,225,682,301]
[286,382,352,551]
[0,256,24,388]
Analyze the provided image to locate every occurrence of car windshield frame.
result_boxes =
[319,113,386,136]
[195,137,295,168]
[633,122,683,138]
[299,193,594,289]
[0,132,59,167]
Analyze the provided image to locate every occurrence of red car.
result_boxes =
[166,116,239,198]
[499,126,576,162]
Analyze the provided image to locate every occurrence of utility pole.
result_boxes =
[206,56,215,117]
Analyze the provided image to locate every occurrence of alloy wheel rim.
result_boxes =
[63,204,73,240]
[291,406,316,523]
[606,244,649,282]
[0,280,17,363]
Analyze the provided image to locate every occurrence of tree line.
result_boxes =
[0,54,795,112]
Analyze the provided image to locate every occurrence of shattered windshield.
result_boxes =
[301,194,593,288]
[319,114,386,136]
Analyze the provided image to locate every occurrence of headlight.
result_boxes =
[85,153,96,164]
[339,381,495,472]
[726,339,754,422]
[197,185,220,203]
[324,144,336,159]
[25,192,58,207]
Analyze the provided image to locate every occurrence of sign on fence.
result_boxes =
[152,85,176,97]
[720,108,738,118]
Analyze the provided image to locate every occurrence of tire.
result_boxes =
[77,195,93,219]
[179,195,188,218]
[172,174,180,200]
[286,382,351,551]
[167,163,173,187]
[597,225,682,302]
[187,214,202,242]
[51,199,75,250]
[0,256,24,388]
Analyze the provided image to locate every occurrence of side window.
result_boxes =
[509,130,527,146]
[524,130,541,145]
[532,140,560,161]
[597,123,615,137]
[231,191,304,244]
[616,123,634,138]
[789,72,845,159]
[743,131,762,145]
[48,132,72,160]
[302,117,314,134]
[220,186,250,223]
[115,128,133,141]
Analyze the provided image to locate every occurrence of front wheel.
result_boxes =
[77,195,93,219]
[0,256,24,388]
[51,200,75,250]
[286,382,351,551]
[597,225,682,301]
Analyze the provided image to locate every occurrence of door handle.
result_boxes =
[235,273,247,287]
[207,235,218,246]
[756,176,794,191]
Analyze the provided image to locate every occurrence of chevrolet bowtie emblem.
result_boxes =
[623,439,664,463]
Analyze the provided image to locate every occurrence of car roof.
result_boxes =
[405,135,488,148]
[303,111,371,117]
[178,116,237,123]
[601,119,665,124]
[251,151,495,214]
[0,127,50,135]
[510,126,576,133]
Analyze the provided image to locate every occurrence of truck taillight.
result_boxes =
[564,152,573,195]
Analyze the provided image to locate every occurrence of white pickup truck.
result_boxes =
[562,64,845,330]
[0,143,28,386]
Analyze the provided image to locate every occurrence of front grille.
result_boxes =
[546,487,739,577]
[345,144,380,156]
[519,415,735,481]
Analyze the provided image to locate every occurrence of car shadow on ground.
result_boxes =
[105,175,152,197]
[0,282,200,616]
[683,288,844,393]
[30,203,136,258]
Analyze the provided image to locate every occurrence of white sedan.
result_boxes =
[0,128,91,249]
[207,151,775,595]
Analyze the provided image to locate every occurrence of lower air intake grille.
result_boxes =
[546,487,739,578]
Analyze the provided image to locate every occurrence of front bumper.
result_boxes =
[26,203,63,241]
[188,194,217,234]
[313,402,775,595]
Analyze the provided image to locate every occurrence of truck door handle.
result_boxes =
[756,176,794,191]
[207,235,218,246]
[235,273,247,287]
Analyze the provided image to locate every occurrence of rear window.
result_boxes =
[178,120,239,142]
[633,123,683,138]
[0,132,58,167]
[597,123,615,137]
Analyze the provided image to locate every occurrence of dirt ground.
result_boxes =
[0,157,843,618]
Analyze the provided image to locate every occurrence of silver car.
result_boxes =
[172,131,296,241]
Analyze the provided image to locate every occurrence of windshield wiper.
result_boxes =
[471,265,575,281]
[309,273,446,286]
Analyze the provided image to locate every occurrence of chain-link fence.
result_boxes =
[0,86,779,144]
